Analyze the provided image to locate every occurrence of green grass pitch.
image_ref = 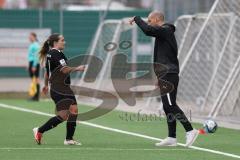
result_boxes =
[0,99,239,160]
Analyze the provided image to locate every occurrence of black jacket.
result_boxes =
[134,16,179,75]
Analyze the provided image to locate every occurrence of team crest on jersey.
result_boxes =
[59,59,67,66]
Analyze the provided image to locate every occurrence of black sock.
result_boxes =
[38,115,63,133]
[66,114,77,140]
[32,84,40,100]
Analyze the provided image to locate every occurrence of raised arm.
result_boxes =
[130,16,168,38]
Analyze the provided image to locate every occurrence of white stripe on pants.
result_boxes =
[167,93,172,106]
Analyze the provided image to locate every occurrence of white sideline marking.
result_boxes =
[0,103,239,159]
[0,147,189,151]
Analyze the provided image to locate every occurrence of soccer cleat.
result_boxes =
[185,129,199,147]
[155,137,177,147]
[64,139,82,146]
[33,127,42,145]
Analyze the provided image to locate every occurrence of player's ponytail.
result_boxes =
[39,33,61,65]
[39,40,50,65]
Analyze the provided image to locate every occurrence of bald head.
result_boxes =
[147,11,164,26]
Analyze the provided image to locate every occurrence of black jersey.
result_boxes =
[45,49,71,86]
[45,49,77,106]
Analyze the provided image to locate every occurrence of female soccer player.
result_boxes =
[28,32,40,101]
[33,33,85,145]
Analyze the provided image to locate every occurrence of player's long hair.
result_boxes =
[39,33,60,65]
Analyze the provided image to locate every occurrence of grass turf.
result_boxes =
[0,99,239,160]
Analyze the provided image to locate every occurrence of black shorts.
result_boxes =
[28,61,40,78]
[50,89,77,111]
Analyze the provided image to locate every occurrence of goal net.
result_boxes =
[175,14,210,66]
[73,19,157,113]
[177,0,240,125]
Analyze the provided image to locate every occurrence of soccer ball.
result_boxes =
[203,120,218,133]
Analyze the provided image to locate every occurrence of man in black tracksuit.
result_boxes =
[130,11,199,147]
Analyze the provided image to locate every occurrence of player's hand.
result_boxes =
[42,86,49,95]
[76,65,85,72]
[32,67,36,73]
[129,16,136,25]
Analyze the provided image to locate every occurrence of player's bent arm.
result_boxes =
[60,65,85,74]
[134,16,167,38]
